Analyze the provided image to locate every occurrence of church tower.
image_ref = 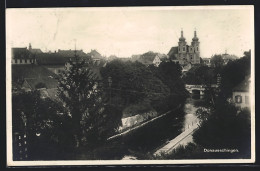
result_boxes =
[178,29,187,64]
[191,30,200,64]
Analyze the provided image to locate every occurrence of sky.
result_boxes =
[6,6,254,58]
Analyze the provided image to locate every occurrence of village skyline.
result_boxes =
[6,6,253,58]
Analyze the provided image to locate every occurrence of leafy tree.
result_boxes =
[100,59,170,107]
[193,100,251,158]
[149,61,188,112]
[12,91,65,160]
[210,54,224,68]
[58,59,122,148]
[219,51,251,99]
[182,65,216,85]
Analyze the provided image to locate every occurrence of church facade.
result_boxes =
[168,30,200,65]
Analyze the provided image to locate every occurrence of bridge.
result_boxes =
[154,120,200,156]
[185,84,218,95]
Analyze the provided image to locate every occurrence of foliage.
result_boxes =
[12,91,66,160]
[100,59,170,107]
[196,107,210,124]
[193,100,251,158]
[210,54,224,68]
[219,50,251,99]
[182,65,216,85]
[148,61,188,112]
[58,59,122,148]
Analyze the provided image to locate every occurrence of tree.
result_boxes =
[58,59,102,147]
[58,59,121,148]
[210,54,224,68]
[193,100,251,158]
[182,65,216,85]
[219,51,251,99]
[100,59,170,107]
[12,91,65,160]
[149,61,188,112]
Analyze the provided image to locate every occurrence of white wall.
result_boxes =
[232,91,250,109]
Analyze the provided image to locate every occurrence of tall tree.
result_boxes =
[58,59,106,147]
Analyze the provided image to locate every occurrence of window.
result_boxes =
[15,59,17,63]
[20,59,22,63]
[197,47,199,51]
[24,134,26,138]
[179,47,180,51]
[235,95,242,103]
[183,47,185,51]
[19,136,21,139]
[245,96,249,104]
[25,59,27,63]
[190,55,193,59]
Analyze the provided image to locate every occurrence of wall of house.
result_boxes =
[232,91,250,109]
[153,56,161,67]
[12,59,35,65]
[119,111,158,131]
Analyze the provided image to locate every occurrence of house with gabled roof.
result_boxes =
[136,51,163,67]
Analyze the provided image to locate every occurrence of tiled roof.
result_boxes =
[57,49,89,58]
[24,77,58,91]
[36,53,70,65]
[30,49,43,54]
[137,51,158,65]
[168,47,178,60]
[12,48,32,59]
[86,49,103,59]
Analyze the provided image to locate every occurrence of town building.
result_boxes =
[168,30,200,65]
[12,44,43,65]
[221,50,238,65]
[232,76,250,109]
[202,58,211,67]
[135,51,167,67]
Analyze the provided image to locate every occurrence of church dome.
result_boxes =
[179,36,186,41]
[192,36,199,41]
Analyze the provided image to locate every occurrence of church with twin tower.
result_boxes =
[168,29,200,65]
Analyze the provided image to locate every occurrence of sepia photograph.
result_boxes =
[6,5,255,166]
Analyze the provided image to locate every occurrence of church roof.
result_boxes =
[167,47,178,60]
[167,47,178,56]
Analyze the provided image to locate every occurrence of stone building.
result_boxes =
[232,76,251,109]
[168,30,200,65]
